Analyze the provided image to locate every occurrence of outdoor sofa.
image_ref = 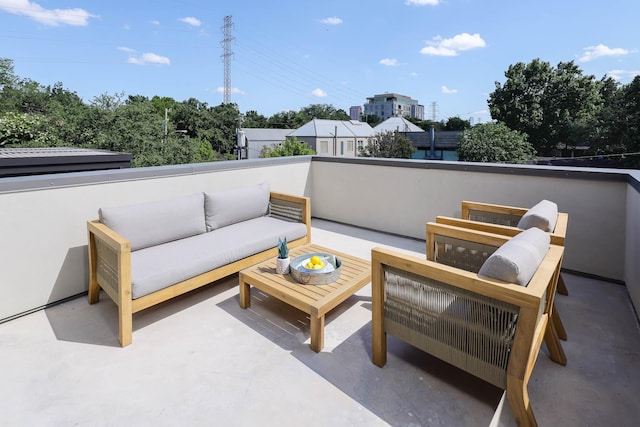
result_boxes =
[87,183,311,346]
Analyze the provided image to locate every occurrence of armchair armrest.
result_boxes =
[461,201,528,227]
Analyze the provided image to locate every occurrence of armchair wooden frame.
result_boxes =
[372,225,565,426]
[437,200,569,297]
[425,221,566,363]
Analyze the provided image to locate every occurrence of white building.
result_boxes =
[288,119,374,157]
[241,128,292,159]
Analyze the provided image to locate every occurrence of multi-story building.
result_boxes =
[363,93,425,121]
[349,105,363,121]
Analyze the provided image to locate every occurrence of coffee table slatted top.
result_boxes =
[239,244,371,351]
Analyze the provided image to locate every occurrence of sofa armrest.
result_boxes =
[87,219,133,345]
[269,192,311,243]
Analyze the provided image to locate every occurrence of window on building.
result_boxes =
[347,141,354,152]
[319,141,329,154]
[340,141,344,155]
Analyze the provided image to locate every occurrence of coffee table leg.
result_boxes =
[309,314,325,352]
[239,275,251,309]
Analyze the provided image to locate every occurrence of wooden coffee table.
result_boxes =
[239,244,371,352]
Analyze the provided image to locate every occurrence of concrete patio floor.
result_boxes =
[1,219,639,426]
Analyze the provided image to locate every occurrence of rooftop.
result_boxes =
[1,156,639,426]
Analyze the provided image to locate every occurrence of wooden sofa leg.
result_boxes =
[118,299,133,347]
[118,310,133,347]
[507,377,538,427]
[557,274,569,295]
[88,278,101,304]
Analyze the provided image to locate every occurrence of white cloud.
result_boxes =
[409,72,418,77]
[117,46,136,53]
[312,88,327,97]
[406,0,440,5]
[379,58,398,67]
[214,87,245,95]
[150,20,160,25]
[441,86,458,94]
[420,46,457,56]
[319,16,342,25]
[0,0,97,26]
[421,33,486,56]
[606,69,640,81]
[179,16,201,27]
[128,53,170,65]
[579,44,631,62]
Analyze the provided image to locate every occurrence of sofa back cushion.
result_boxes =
[478,228,550,286]
[204,183,270,231]
[517,199,558,232]
[99,193,206,251]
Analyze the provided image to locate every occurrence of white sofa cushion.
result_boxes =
[517,199,558,232]
[478,228,550,286]
[130,216,307,298]
[204,183,270,231]
[99,193,206,251]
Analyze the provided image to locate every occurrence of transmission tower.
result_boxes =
[220,16,234,104]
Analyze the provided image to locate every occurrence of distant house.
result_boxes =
[241,128,292,159]
[373,117,424,134]
[405,130,462,161]
[288,119,374,157]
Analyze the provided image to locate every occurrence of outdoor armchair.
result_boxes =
[372,225,565,427]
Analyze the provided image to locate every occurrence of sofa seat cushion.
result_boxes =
[204,183,270,231]
[99,193,206,251]
[478,228,550,286]
[517,199,558,232]
[130,216,307,299]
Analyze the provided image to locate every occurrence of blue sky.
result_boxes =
[1,0,639,122]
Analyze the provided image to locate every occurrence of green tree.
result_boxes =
[358,130,415,159]
[0,111,55,146]
[267,109,306,129]
[457,122,535,164]
[488,59,601,155]
[363,114,382,127]
[242,110,268,128]
[260,136,315,157]
[208,102,241,156]
[444,116,471,131]
[298,104,349,122]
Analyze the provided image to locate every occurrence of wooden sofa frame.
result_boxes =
[87,191,311,347]
[437,200,569,297]
[372,229,565,426]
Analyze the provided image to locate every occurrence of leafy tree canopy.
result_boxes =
[457,122,535,164]
[488,59,601,156]
[260,136,315,157]
[358,130,415,159]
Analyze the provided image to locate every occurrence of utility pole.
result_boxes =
[221,16,234,104]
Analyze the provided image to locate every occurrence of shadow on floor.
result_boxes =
[45,275,239,347]
[217,290,501,427]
